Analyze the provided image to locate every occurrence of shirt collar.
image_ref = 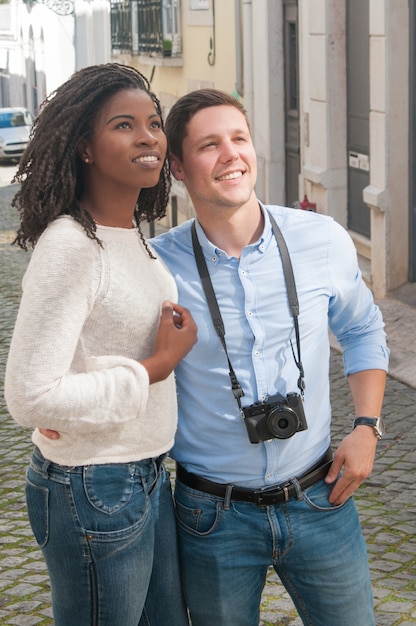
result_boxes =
[193,201,275,264]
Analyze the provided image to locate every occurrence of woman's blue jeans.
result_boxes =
[174,476,375,626]
[26,447,188,626]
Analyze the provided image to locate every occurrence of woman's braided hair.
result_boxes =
[12,63,171,254]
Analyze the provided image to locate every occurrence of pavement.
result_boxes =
[0,166,415,625]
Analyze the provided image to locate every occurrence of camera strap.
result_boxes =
[191,210,305,411]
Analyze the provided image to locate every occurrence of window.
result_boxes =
[111,0,182,58]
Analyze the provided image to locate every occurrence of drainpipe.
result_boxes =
[242,0,253,124]
[410,0,416,280]
[235,0,243,96]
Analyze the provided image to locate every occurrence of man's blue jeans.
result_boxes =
[174,476,375,626]
[26,447,188,625]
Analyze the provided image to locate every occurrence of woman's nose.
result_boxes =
[135,128,158,145]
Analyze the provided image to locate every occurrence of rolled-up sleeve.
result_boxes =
[327,221,389,375]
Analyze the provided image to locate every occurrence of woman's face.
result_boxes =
[80,88,167,192]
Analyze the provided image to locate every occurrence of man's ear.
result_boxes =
[169,154,184,181]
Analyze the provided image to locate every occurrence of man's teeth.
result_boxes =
[134,156,158,162]
[218,171,242,181]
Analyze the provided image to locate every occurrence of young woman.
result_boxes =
[5,63,197,626]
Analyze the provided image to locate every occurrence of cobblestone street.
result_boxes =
[1,173,415,625]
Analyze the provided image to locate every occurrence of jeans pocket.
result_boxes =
[25,474,49,548]
[83,463,136,514]
[175,482,222,535]
[302,478,349,512]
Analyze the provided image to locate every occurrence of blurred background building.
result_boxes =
[0,0,414,299]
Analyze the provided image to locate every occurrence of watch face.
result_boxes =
[375,417,385,438]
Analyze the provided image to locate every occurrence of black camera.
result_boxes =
[242,392,308,443]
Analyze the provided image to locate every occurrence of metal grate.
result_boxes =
[111,0,181,57]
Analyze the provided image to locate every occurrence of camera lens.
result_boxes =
[267,407,299,439]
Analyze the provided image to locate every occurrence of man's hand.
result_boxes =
[325,426,378,505]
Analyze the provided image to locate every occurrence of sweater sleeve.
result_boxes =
[5,225,149,433]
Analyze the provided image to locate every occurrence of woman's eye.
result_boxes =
[117,121,131,129]
[150,121,162,129]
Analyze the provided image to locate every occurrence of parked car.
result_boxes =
[0,107,34,162]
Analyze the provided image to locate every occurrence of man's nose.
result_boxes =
[219,140,239,162]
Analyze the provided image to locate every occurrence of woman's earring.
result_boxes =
[84,157,90,164]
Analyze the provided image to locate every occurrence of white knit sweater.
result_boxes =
[5,216,178,466]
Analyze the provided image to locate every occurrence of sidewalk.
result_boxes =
[1,171,415,625]
[376,283,416,389]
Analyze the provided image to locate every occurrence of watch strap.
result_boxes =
[352,417,384,439]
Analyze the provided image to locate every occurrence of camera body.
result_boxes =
[242,392,308,443]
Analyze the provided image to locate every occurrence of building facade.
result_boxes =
[0,0,412,298]
[109,0,412,298]
[0,0,111,114]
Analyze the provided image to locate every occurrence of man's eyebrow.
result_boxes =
[193,128,249,144]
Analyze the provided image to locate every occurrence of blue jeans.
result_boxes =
[26,447,188,626]
[174,477,375,626]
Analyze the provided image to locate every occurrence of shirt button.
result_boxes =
[211,256,217,262]
[254,350,260,357]
[248,311,253,316]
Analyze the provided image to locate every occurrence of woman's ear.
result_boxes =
[78,138,92,164]
[169,154,184,181]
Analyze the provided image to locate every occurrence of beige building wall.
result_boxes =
[111,0,411,296]
[116,0,238,225]
[121,1,237,104]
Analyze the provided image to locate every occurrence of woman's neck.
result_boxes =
[80,192,137,229]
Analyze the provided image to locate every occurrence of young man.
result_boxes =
[150,89,388,626]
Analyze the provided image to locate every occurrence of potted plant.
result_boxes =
[163,39,172,57]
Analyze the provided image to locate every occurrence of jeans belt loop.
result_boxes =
[291,477,302,500]
[41,457,51,479]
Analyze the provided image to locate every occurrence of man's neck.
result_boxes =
[195,197,264,259]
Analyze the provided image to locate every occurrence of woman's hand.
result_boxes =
[141,301,198,383]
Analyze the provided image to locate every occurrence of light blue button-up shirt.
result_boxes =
[151,204,389,487]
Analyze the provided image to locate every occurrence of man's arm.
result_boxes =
[325,368,386,505]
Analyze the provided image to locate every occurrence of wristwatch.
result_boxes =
[352,417,385,440]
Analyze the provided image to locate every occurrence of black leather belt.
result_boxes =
[176,448,333,507]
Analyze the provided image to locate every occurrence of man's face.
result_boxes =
[171,105,257,216]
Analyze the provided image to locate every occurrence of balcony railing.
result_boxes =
[111,0,181,57]
[111,0,133,52]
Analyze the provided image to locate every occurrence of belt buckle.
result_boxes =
[253,482,291,506]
